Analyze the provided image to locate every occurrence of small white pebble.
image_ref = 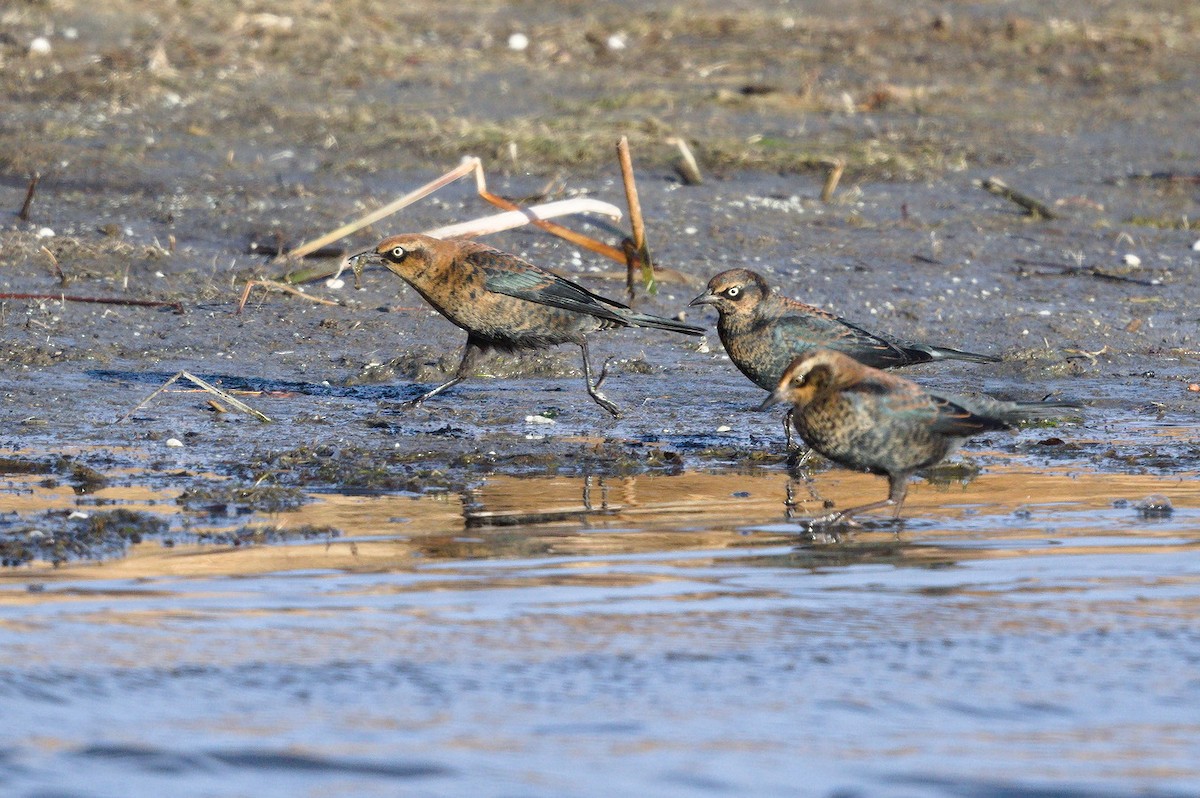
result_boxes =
[36,227,55,238]
[1122,253,1141,267]
[508,32,529,51]
[684,226,698,235]
[154,271,165,278]
[29,37,52,56]
[606,33,627,50]
[165,438,184,448]
[68,511,89,520]
[716,425,731,433]
[524,415,555,425]
[1191,239,1200,252]
[325,278,345,290]
[63,28,79,40]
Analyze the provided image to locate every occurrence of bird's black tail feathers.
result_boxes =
[623,311,706,336]
[924,345,1002,364]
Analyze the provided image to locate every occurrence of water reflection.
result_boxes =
[2,461,1198,581]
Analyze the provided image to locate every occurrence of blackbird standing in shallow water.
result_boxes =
[689,268,1001,446]
[349,233,704,417]
[764,349,1079,523]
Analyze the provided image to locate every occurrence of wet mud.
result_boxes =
[1,0,1199,795]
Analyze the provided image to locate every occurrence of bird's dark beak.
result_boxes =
[757,390,782,411]
[688,289,717,308]
[347,248,379,267]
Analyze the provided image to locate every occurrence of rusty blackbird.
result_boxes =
[765,349,1079,522]
[350,233,704,416]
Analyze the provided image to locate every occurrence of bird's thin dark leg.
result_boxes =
[887,474,909,519]
[580,340,620,418]
[783,408,818,471]
[406,339,486,407]
[593,355,615,391]
[816,473,910,526]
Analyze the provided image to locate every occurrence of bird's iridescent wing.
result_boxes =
[470,249,631,324]
[770,310,911,367]
[925,394,1012,436]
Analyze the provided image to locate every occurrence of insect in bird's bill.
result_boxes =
[349,234,703,417]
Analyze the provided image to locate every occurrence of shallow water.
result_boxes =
[2,463,1199,798]
[3,0,1200,792]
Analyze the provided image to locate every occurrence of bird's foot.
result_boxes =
[589,389,621,418]
[796,509,863,529]
[786,446,815,475]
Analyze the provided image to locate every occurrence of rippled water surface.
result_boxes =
[3,464,1199,798]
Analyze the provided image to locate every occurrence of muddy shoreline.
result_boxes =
[2,0,1199,565]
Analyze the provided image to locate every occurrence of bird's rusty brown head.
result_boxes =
[764,349,854,409]
[689,268,770,315]
[347,233,441,284]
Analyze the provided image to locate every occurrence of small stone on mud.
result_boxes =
[325,278,345,290]
[716,425,731,432]
[166,438,184,448]
[525,415,555,425]
[29,37,52,56]
[36,227,55,238]
[508,33,529,51]
[1133,494,1173,517]
[1121,253,1141,267]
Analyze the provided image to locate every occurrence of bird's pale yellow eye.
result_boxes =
[724,286,741,298]
[391,246,406,259]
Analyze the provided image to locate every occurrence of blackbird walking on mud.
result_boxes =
[764,349,1079,523]
[349,233,704,417]
[690,268,999,389]
[689,268,1001,446]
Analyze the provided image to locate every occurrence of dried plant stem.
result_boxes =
[977,176,1058,220]
[40,245,66,285]
[117,370,271,424]
[286,158,481,260]
[667,137,703,185]
[617,136,656,298]
[0,292,183,312]
[821,159,845,203]
[18,172,39,221]
[237,279,341,314]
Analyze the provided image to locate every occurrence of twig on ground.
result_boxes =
[976,176,1058,219]
[237,279,341,314]
[667,137,703,186]
[40,245,66,285]
[820,158,845,203]
[1013,258,1160,286]
[0,293,183,312]
[117,370,271,424]
[18,172,40,222]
